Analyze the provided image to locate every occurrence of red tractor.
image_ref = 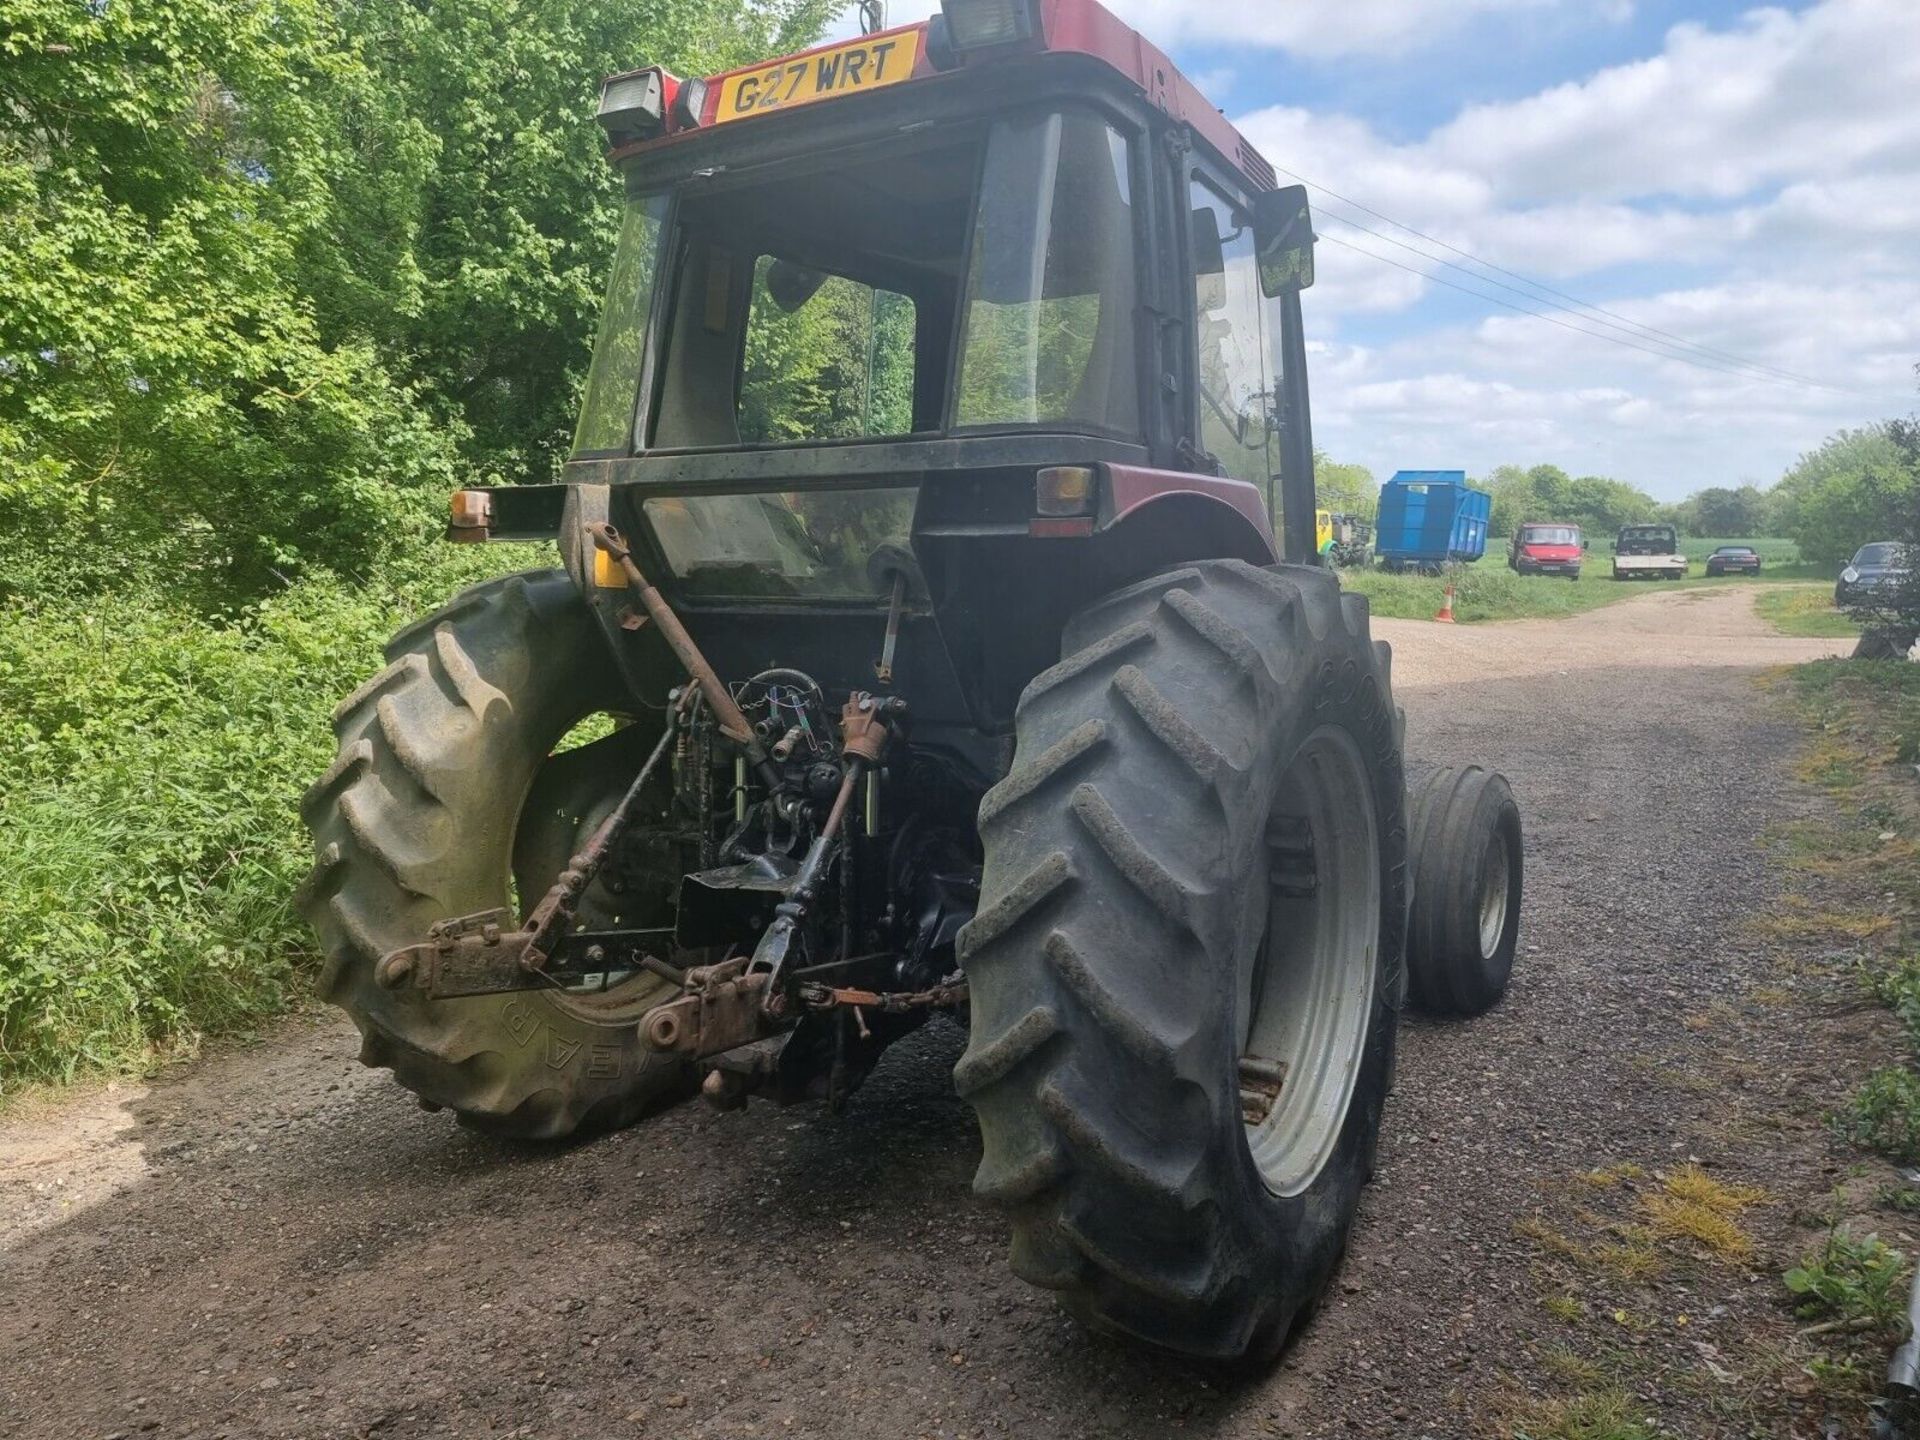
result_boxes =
[300,0,1524,1362]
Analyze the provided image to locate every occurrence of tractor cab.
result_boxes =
[462,0,1320,733]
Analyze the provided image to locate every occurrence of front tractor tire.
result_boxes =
[299,571,686,1139]
[958,560,1407,1362]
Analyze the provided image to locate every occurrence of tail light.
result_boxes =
[1035,465,1096,516]
[672,77,709,129]
[447,489,493,543]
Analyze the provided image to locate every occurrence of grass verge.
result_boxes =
[1346,566,1827,624]
[1770,657,1920,1408]
[0,548,527,1099]
[1754,585,1860,639]
[1784,663,1920,1132]
[1341,536,1828,624]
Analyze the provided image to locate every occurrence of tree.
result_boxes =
[0,0,459,600]
[1481,463,1536,538]
[1477,461,1658,538]
[1313,453,1377,519]
[300,0,836,482]
[0,0,837,604]
[1682,484,1767,537]
[1769,426,1908,569]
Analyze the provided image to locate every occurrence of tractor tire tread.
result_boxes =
[961,559,1403,1361]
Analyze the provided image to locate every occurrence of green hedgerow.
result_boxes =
[0,552,521,1091]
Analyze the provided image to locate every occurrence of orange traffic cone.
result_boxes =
[1434,583,1456,623]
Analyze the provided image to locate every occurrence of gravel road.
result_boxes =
[1,586,1870,1439]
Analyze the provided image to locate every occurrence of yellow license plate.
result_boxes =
[714,34,918,124]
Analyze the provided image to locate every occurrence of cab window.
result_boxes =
[954,110,1140,433]
[737,259,916,443]
[647,130,978,449]
[1189,178,1271,486]
[573,194,668,455]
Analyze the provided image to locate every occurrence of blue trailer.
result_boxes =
[1374,471,1491,574]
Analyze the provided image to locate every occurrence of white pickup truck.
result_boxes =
[1612,523,1689,581]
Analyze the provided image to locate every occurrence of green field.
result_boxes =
[1687,536,1810,566]
[1341,537,1830,623]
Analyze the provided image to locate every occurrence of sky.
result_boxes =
[831,0,1920,500]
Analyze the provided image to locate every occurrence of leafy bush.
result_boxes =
[1842,1068,1920,1165]
[1,0,843,1090]
[1784,1229,1910,1332]
[1768,426,1912,570]
[1,0,838,608]
[1869,955,1920,1039]
[0,553,518,1089]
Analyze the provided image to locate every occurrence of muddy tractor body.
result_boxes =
[300,0,1523,1362]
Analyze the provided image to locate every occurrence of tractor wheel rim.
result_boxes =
[512,718,675,1024]
[1478,829,1511,960]
[1240,726,1380,1198]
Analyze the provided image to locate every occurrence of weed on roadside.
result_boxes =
[1539,1345,1604,1386]
[1590,1231,1665,1283]
[1578,1162,1646,1188]
[1749,895,1898,943]
[1867,954,1920,1032]
[1542,1294,1587,1323]
[1509,1388,1658,1440]
[1783,1228,1910,1333]
[1781,1228,1910,1416]
[1639,1165,1766,1261]
[1841,1067,1920,1163]
[1522,1165,1766,1280]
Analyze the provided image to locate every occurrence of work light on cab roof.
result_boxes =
[939,0,1042,48]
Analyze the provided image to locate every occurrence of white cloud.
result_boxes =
[825,0,1564,57]
[1425,0,1920,204]
[1235,0,1920,497]
[1095,0,1559,58]
[1308,274,1920,494]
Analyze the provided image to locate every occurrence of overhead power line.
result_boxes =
[1316,230,1841,390]
[1275,162,1852,395]
[1314,213,1844,393]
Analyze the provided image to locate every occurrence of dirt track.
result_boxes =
[0,586,1870,1439]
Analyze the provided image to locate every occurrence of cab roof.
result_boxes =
[606,0,1276,193]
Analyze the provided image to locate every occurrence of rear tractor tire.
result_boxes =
[1405,766,1523,1016]
[958,560,1407,1361]
[299,570,688,1139]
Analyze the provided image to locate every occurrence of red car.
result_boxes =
[1508,521,1585,580]
[1705,545,1762,577]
